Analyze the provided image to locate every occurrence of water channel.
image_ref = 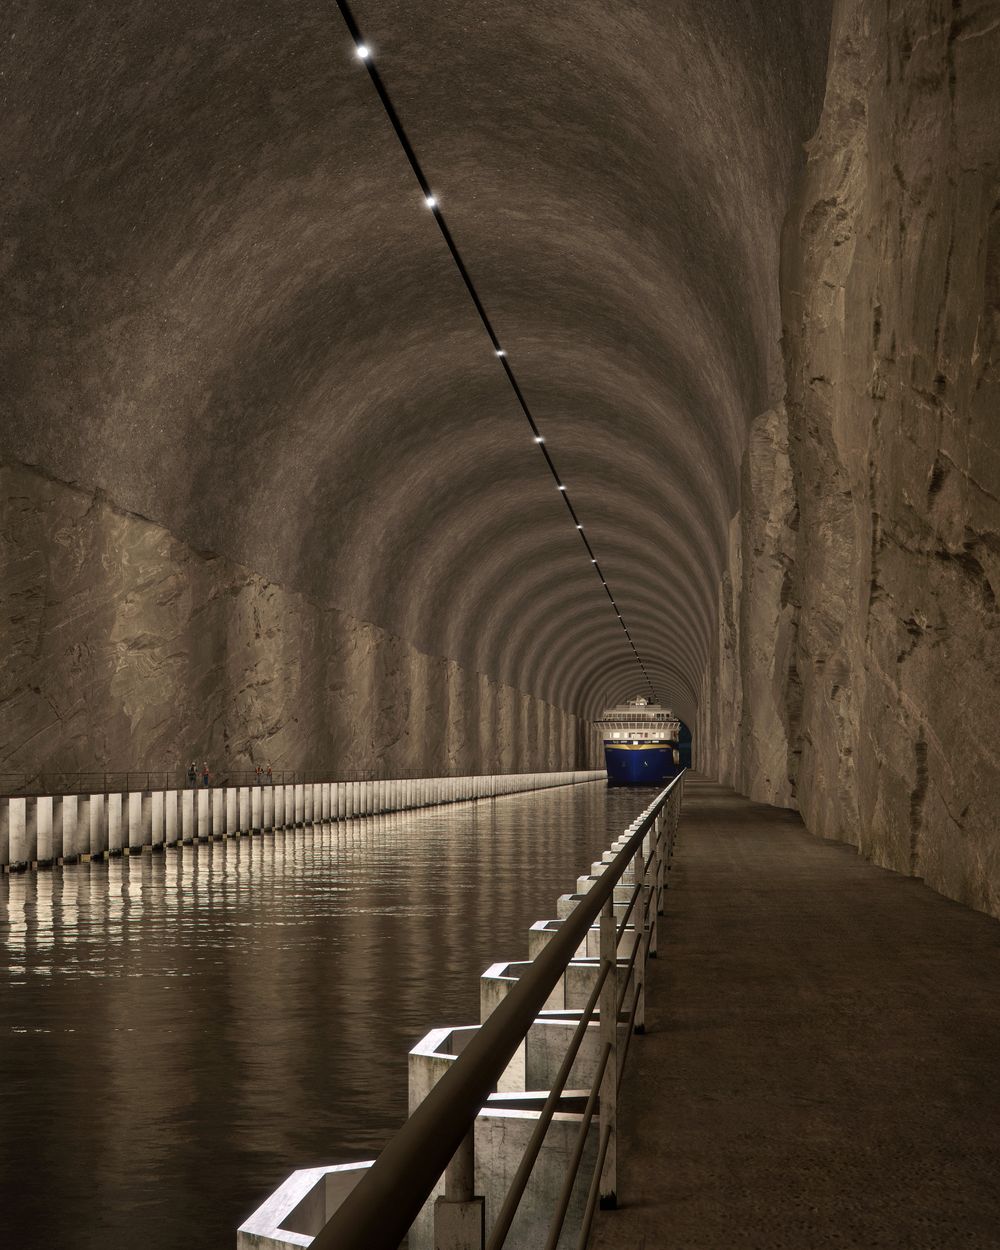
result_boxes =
[0,780,654,1249]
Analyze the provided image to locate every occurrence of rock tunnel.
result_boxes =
[2,1,998,914]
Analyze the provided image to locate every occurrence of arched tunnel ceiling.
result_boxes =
[3,1,832,729]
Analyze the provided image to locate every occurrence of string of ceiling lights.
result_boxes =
[336,0,657,701]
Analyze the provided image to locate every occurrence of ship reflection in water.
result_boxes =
[596,696,682,786]
[0,783,657,1250]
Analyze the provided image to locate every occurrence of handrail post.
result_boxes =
[599,893,618,1208]
[631,843,646,1034]
[651,812,663,951]
[435,1127,484,1249]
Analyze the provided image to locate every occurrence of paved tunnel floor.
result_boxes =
[590,777,1000,1250]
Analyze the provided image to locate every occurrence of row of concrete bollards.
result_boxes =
[0,771,605,873]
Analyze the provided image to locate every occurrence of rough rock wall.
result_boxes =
[700,0,1000,917]
[1,460,598,777]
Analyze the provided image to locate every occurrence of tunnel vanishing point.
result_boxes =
[2,2,999,916]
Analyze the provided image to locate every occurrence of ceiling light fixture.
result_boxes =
[337,0,657,700]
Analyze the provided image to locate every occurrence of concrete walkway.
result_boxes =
[590,777,1000,1249]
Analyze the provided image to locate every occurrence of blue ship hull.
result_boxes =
[604,744,676,786]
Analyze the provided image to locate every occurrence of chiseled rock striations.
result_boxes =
[701,0,1000,916]
[0,460,596,778]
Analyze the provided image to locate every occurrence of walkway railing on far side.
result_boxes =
[300,772,685,1250]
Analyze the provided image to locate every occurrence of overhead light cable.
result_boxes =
[336,0,657,701]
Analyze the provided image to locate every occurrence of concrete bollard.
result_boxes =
[321,782,331,822]
[151,792,165,846]
[181,790,197,843]
[127,792,146,852]
[21,797,39,866]
[237,1162,375,1250]
[251,786,263,833]
[294,785,305,826]
[54,795,77,860]
[164,790,179,845]
[303,784,314,826]
[3,798,28,870]
[335,782,346,820]
[225,787,238,836]
[212,787,225,838]
[263,785,275,831]
[273,785,285,830]
[35,796,54,865]
[86,794,108,858]
[193,787,208,839]
[107,793,124,854]
[238,787,251,835]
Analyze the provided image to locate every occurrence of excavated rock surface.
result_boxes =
[0,461,593,775]
[700,0,1000,917]
[0,0,831,765]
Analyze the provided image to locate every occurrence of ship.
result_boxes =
[596,696,681,786]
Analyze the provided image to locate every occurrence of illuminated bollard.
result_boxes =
[35,797,54,866]
[196,788,211,840]
[126,792,148,852]
[3,798,27,870]
[212,786,225,837]
[87,794,108,858]
[225,787,238,836]
[163,790,179,845]
[151,792,165,847]
[238,787,251,835]
[181,790,196,843]
[55,795,77,861]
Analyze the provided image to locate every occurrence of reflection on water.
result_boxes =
[0,782,653,1249]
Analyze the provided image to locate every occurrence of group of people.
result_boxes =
[185,761,273,787]
[186,761,210,788]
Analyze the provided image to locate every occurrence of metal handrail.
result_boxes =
[311,771,685,1250]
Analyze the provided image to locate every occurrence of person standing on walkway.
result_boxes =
[202,761,210,787]
[266,762,273,784]
[187,761,197,788]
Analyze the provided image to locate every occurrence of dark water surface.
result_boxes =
[0,781,653,1249]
